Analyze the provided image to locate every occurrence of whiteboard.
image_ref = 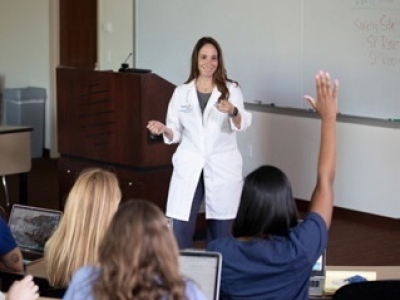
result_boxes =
[136,0,400,119]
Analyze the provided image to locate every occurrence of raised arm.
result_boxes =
[304,71,339,229]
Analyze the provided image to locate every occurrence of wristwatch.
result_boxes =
[229,106,239,118]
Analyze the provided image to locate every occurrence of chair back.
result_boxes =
[332,280,400,300]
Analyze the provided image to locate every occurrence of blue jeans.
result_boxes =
[171,172,233,249]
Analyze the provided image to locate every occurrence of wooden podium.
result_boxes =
[57,67,177,210]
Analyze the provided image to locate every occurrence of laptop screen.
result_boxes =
[309,251,327,296]
[8,204,62,252]
[179,250,222,300]
[312,251,326,276]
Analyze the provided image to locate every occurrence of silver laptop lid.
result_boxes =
[309,251,326,296]
[311,251,326,277]
[179,250,222,300]
[8,204,62,253]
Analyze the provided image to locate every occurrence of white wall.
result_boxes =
[136,0,400,119]
[0,0,134,155]
[0,0,51,149]
[237,111,400,218]
[98,0,134,71]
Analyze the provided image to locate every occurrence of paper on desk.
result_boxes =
[324,270,377,294]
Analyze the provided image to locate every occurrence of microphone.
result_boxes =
[119,53,133,72]
[118,52,151,73]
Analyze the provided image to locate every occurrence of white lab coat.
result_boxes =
[164,80,252,221]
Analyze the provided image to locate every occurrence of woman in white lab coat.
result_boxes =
[147,37,252,249]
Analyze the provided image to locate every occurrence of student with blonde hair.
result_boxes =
[45,168,121,287]
[63,200,207,300]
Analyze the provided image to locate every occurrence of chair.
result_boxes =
[332,280,400,300]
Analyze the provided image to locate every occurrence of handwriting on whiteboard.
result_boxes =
[352,0,400,67]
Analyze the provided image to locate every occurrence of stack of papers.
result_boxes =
[324,270,377,294]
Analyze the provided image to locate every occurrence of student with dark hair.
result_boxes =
[62,200,207,300]
[232,165,299,238]
[207,71,339,300]
[147,36,252,249]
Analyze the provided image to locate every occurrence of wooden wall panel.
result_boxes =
[59,0,97,69]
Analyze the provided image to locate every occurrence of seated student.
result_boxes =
[3,275,39,300]
[207,71,339,300]
[44,168,121,287]
[63,200,207,300]
[0,216,23,272]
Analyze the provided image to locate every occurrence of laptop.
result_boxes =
[8,204,62,263]
[179,250,222,300]
[309,251,327,296]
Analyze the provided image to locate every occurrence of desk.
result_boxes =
[0,126,32,207]
[26,259,46,279]
[310,265,400,299]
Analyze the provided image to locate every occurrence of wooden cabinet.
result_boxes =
[57,67,177,210]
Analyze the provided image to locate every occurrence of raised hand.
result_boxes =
[304,71,339,120]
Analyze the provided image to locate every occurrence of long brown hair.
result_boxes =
[45,168,121,287]
[93,200,186,300]
[185,36,238,100]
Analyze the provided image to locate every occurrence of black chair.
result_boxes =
[332,280,400,300]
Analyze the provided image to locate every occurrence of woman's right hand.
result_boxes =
[147,120,167,135]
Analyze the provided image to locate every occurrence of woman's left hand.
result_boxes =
[216,99,235,115]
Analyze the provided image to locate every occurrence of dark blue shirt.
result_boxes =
[207,212,328,300]
[0,216,18,256]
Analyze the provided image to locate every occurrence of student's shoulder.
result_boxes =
[71,266,100,283]
[301,212,327,231]
[289,212,328,256]
[0,217,10,231]
[207,236,235,251]
[64,266,99,300]
[0,216,6,225]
